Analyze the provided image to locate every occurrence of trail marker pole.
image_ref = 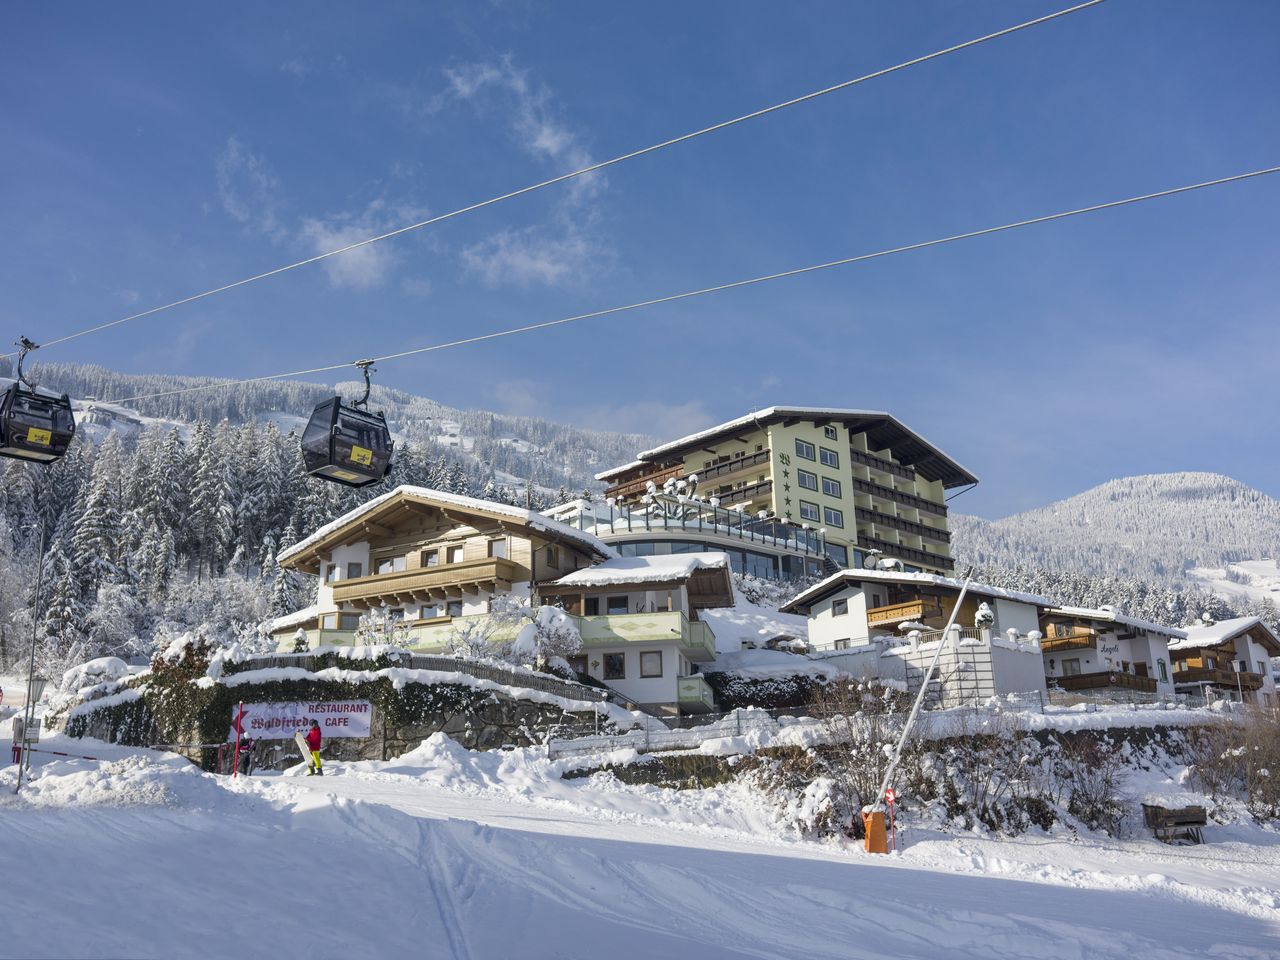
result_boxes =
[231,701,244,778]
[14,525,48,795]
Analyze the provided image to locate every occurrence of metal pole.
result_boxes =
[15,524,48,794]
[873,569,974,812]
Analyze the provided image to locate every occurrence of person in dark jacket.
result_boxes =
[305,720,323,776]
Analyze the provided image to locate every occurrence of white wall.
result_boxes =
[583,641,681,706]
[992,599,1041,638]
[317,541,371,612]
[807,585,871,650]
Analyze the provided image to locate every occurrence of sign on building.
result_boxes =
[227,701,373,741]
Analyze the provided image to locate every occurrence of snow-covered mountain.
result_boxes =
[952,473,1280,588]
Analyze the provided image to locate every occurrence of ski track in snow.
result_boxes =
[2,734,1280,960]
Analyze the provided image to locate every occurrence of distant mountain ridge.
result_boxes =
[952,472,1280,588]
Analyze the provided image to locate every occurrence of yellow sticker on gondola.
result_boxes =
[331,469,362,482]
[27,427,52,446]
[350,445,373,466]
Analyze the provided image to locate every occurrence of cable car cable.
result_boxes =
[0,0,1107,362]
[99,163,1280,408]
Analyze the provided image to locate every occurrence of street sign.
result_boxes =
[12,716,41,743]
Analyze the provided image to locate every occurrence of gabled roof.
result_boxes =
[278,486,617,573]
[595,406,978,489]
[780,568,1053,615]
[549,553,734,609]
[1168,616,1280,654]
[1046,606,1187,640]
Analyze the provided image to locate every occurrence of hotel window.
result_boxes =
[1062,658,1082,676]
[603,653,626,680]
[324,564,339,583]
[606,595,629,615]
[419,604,440,620]
[823,507,844,528]
[545,545,559,566]
[447,546,464,564]
[823,425,838,441]
[834,639,850,650]
[755,443,764,452]
[376,558,395,575]
[795,439,816,461]
[345,562,363,580]
[1054,622,1073,638]
[797,469,818,491]
[799,501,820,522]
[446,600,463,618]
[421,549,439,568]
[819,447,840,468]
[640,651,663,678]
[832,598,848,616]
[1158,659,1168,683]
[583,597,600,616]
[488,539,508,559]
[826,544,848,567]
[821,477,842,498]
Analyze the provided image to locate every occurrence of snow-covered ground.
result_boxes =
[1189,559,1280,608]
[4,727,1279,960]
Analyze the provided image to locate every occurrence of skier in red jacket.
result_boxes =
[305,720,323,776]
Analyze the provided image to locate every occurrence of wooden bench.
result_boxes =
[1141,803,1207,844]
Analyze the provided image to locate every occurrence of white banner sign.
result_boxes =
[228,700,374,741]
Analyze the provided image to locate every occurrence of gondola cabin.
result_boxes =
[0,378,76,464]
[301,397,393,488]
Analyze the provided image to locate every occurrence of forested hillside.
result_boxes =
[0,362,650,676]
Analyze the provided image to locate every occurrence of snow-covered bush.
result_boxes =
[60,656,130,694]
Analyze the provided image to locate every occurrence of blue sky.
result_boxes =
[2,1,1277,518]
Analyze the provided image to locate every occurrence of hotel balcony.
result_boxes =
[856,535,954,571]
[850,477,947,518]
[677,674,717,713]
[866,597,945,628]
[712,478,773,508]
[1173,666,1264,691]
[854,507,951,545]
[579,611,717,662]
[1050,671,1158,693]
[331,556,523,608]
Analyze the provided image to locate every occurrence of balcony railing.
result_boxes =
[676,675,717,713]
[712,478,773,507]
[697,448,770,484]
[850,477,946,517]
[605,464,684,500]
[854,507,951,544]
[1051,671,1158,693]
[866,597,944,626]
[331,556,523,606]
[579,611,716,662]
[857,535,954,571]
[849,448,915,481]
[1173,666,1264,691]
[1040,632,1099,654]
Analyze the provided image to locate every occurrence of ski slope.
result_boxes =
[3,733,1279,960]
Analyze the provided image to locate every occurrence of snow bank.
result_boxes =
[710,648,840,679]
[701,587,811,653]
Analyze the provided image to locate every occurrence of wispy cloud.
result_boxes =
[298,199,430,291]
[436,56,613,289]
[215,136,286,242]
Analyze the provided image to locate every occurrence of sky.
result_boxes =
[1,0,1277,519]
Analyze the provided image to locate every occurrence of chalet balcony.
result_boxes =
[677,674,717,713]
[866,597,944,627]
[606,464,684,500]
[1040,631,1100,654]
[1051,671,1158,693]
[698,448,770,484]
[1173,666,1264,691]
[331,556,522,607]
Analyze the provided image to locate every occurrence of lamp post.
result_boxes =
[14,524,48,794]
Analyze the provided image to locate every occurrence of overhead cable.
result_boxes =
[1,0,1107,361]
[101,164,1280,406]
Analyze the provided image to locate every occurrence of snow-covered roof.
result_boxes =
[780,568,1054,614]
[1047,606,1187,639]
[278,486,617,568]
[0,376,68,401]
[266,604,322,634]
[595,406,978,489]
[551,552,728,588]
[1168,616,1280,653]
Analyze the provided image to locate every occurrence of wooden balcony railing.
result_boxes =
[850,477,947,517]
[606,464,684,500]
[1040,632,1099,654]
[1173,666,1264,691]
[332,556,522,606]
[866,597,944,626]
[854,507,951,544]
[713,478,773,507]
[697,448,770,484]
[849,448,915,481]
[1051,671,1158,693]
[856,535,954,571]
